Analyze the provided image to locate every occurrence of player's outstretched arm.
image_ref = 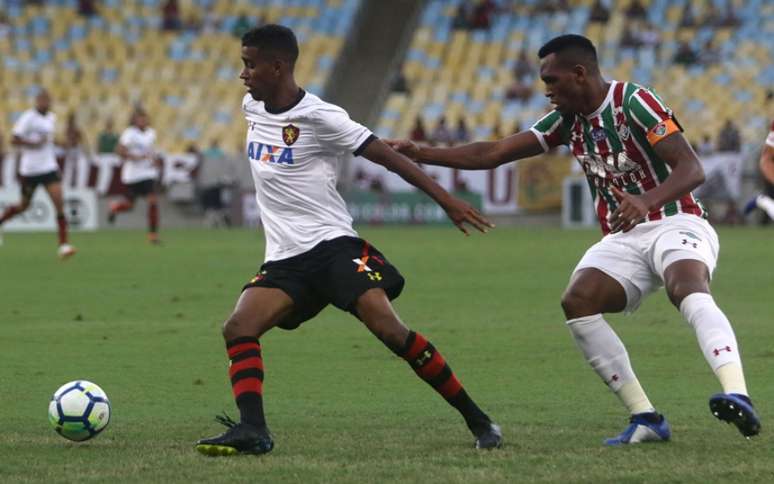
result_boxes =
[385,130,545,170]
[610,131,705,232]
[759,144,774,185]
[361,139,494,235]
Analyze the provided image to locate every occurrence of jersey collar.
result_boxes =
[583,80,617,119]
[265,89,306,115]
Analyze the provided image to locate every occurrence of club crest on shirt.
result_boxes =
[282,124,300,146]
[653,123,667,136]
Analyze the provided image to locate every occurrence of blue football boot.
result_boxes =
[709,393,761,438]
[605,412,671,445]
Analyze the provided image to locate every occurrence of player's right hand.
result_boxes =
[441,195,495,236]
[384,139,420,161]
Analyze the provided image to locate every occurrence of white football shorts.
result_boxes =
[572,214,719,313]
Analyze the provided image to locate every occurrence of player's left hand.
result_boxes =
[610,186,649,233]
[441,196,495,235]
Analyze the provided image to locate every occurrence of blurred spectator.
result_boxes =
[390,64,410,94]
[198,140,234,228]
[512,50,533,82]
[679,2,695,28]
[720,5,740,27]
[626,0,647,20]
[699,39,721,66]
[431,116,453,146]
[77,0,97,17]
[534,0,569,14]
[673,41,698,66]
[97,119,119,153]
[589,0,610,24]
[489,121,504,141]
[701,3,721,27]
[410,116,427,143]
[452,3,471,30]
[637,22,661,50]
[454,119,470,145]
[717,120,741,153]
[162,0,181,31]
[0,12,11,39]
[232,14,253,39]
[202,6,220,34]
[470,0,496,30]
[183,13,203,33]
[697,134,714,157]
[620,22,641,49]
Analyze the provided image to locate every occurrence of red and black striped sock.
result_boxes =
[226,336,265,427]
[398,331,490,428]
[56,214,68,245]
[148,201,159,234]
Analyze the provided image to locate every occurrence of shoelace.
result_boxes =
[215,412,238,429]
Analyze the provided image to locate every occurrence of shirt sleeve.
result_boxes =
[626,88,682,146]
[313,103,374,155]
[766,120,774,148]
[118,128,132,146]
[11,111,31,137]
[529,109,571,152]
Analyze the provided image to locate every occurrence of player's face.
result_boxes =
[35,92,51,113]
[135,113,149,129]
[539,53,584,115]
[240,46,279,101]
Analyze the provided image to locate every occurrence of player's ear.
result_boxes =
[572,64,587,83]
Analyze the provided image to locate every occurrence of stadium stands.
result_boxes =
[0,0,362,154]
[376,0,773,149]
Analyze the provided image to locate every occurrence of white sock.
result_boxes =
[567,314,655,414]
[756,194,774,219]
[679,292,748,395]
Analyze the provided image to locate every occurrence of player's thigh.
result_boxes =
[566,235,658,315]
[225,287,295,339]
[43,180,65,210]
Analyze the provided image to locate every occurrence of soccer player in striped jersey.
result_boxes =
[194,25,501,456]
[0,90,76,259]
[388,34,760,445]
[743,120,774,220]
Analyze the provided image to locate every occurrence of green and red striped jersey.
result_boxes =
[530,80,706,234]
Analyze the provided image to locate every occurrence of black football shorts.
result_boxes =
[21,170,61,199]
[243,236,405,330]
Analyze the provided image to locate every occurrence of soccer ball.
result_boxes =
[48,380,111,441]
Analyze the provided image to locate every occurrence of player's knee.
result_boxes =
[221,313,246,341]
[561,288,593,319]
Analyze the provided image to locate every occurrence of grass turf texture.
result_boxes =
[0,226,772,483]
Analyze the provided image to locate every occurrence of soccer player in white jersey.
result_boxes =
[107,108,162,244]
[0,90,76,259]
[743,120,774,221]
[195,25,502,456]
[388,35,760,445]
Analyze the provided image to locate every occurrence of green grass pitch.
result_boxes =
[0,226,772,483]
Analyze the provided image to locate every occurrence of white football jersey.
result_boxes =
[118,126,159,184]
[12,109,59,177]
[242,90,374,262]
[766,120,774,148]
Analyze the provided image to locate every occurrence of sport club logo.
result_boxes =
[282,124,300,146]
[653,123,667,136]
[247,141,294,165]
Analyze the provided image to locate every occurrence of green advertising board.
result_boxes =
[344,190,483,224]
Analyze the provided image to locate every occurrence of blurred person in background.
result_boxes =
[454,118,470,145]
[197,140,235,228]
[107,108,162,244]
[97,118,119,154]
[743,120,774,223]
[409,116,427,143]
[0,90,76,259]
[717,119,741,153]
[430,115,454,146]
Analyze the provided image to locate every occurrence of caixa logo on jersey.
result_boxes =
[247,142,294,165]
